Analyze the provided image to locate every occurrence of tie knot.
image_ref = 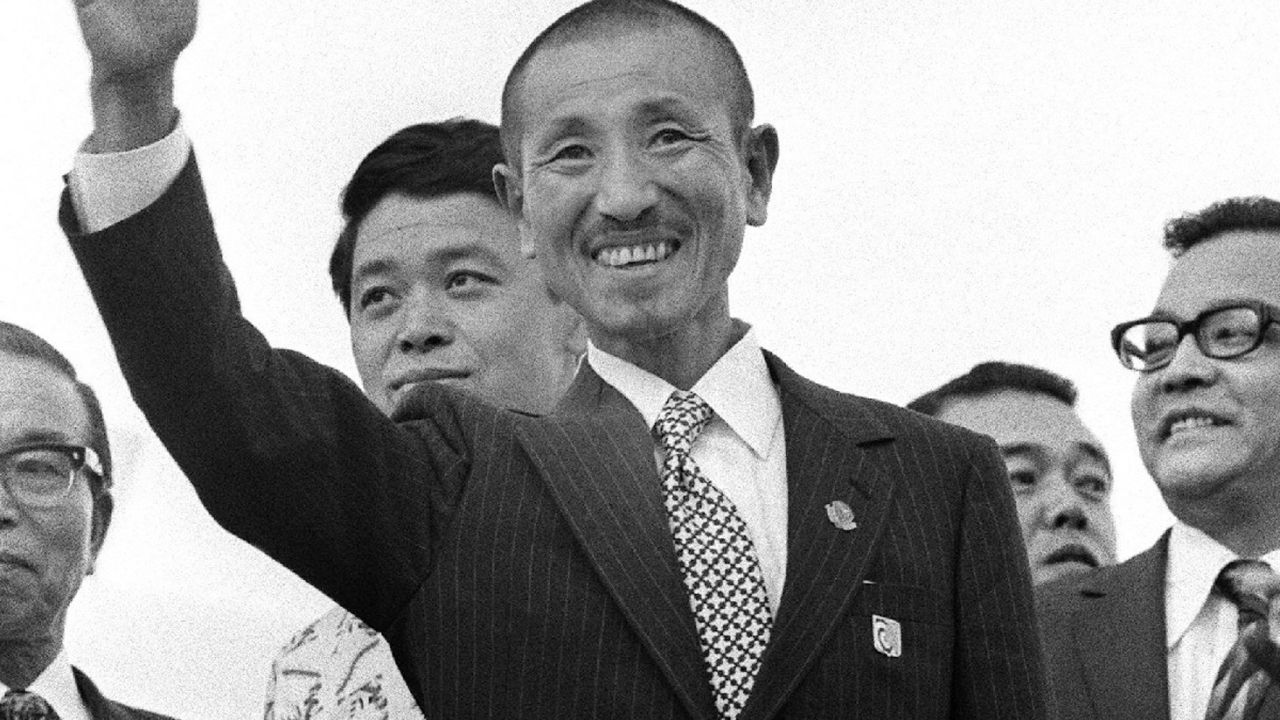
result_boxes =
[0,690,58,719]
[1216,559,1279,619]
[653,390,713,456]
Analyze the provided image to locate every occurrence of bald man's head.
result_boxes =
[499,0,754,169]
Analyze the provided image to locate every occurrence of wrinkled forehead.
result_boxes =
[0,354,90,446]
[505,21,743,156]
[1157,230,1280,315]
[938,391,1105,459]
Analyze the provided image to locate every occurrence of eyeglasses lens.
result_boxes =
[1,447,77,506]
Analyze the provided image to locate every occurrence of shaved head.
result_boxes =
[499,0,754,168]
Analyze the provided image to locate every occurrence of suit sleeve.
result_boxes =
[951,434,1050,719]
[58,153,468,631]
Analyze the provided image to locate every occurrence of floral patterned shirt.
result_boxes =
[265,606,423,720]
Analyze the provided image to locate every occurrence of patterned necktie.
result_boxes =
[653,389,773,720]
[0,690,60,720]
[1205,559,1280,720]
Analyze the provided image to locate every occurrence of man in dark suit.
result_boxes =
[908,361,1117,586]
[1038,197,1280,720]
[0,321,177,719]
[62,0,1047,717]
[267,119,583,720]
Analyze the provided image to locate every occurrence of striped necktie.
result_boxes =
[653,389,773,720]
[1205,559,1280,720]
[0,690,60,720]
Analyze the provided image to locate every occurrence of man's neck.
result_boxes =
[0,639,59,690]
[1175,495,1280,557]
[592,313,743,390]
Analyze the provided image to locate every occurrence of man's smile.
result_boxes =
[593,240,678,268]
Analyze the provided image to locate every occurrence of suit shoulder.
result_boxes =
[110,704,183,720]
[72,667,183,720]
[1036,542,1163,616]
[1035,566,1099,614]
[766,349,994,452]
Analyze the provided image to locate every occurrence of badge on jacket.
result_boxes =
[872,615,902,658]
[824,500,857,531]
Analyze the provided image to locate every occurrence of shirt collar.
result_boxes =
[1165,522,1280,649]
[586,327,781,457]
[0,647,87,719]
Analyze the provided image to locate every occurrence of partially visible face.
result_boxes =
[500,24,774,349]
[349,192,580,415]
[937,390,1116,585]
[1131,231,1280,518]
[0,354,98,644]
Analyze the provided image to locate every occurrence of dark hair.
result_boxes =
[0,321,113,547]
[499,0,754,166]
[328,118,505,316]
[1163,196,1280,257]
[907,361,1078,417]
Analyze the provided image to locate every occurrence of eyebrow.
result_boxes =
[533,116,595,156]
[351,243,512,284]
[532,96,706,155]
[635,97,699,122]
[1149,297,1268,320]
[3,428,78,449]
[999,442,1044,460]
[1000,441,1112,475]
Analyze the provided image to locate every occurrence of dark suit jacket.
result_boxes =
[73,667,178,720]
[1036,535,1170,720]
[62,155,1047,719]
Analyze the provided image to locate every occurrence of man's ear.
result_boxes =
[494,163,537,258]
[743,124,779,227]
[86,491,113,576]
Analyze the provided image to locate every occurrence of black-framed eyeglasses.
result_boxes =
[1111,301,1280,372]
[0,443,102,508]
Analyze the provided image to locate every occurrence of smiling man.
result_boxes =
[909,362,1118,585]
[60,0,1046,717]
[0,322,176,719]
[1039,196,1280,720]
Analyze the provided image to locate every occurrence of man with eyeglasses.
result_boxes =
[1039,196,1280,720]
[0,321,177,719]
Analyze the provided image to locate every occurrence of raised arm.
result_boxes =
[63,0,468,632]
[73,0,194,152]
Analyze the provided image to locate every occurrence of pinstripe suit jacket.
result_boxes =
[62,156,1047,719]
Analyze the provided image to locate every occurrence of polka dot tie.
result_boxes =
[653,390,772,720]
[0,690,59,720]
[1205,559,1280,720]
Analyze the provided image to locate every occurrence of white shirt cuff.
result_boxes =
[69,117,192,233]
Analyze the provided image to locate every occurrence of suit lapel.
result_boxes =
[1073,536,1170,720]
[741,353,898,720]
[72,666,123,719]
[515,364,716,720]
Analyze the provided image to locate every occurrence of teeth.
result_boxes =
[1169,416,1219,435]
[595,241,673,267]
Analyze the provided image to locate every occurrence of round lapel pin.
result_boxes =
[825,500,857,531]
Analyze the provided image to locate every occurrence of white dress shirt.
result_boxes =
[0,648,92,720]
[70,119,191,233]
[588,331,788,613]
[1165,522,1280,720]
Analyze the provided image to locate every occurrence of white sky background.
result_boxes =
[3,1,1280,716]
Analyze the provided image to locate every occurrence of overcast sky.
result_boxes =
[4,1,1280,716]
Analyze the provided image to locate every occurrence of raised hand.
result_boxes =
[71,0,198,151]
[74,0,196,86]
